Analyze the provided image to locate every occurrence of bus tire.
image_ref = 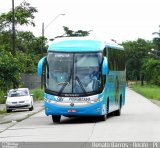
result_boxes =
[52,115,61,123]
[114,97,122,116]
[99,115,106,121]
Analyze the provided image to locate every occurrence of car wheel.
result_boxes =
[29,105,34,111]
[6,109,12,113]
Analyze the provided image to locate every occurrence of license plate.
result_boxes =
[68,109,77,113]
[15,104,21,106]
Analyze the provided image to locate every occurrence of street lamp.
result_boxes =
[42,13,65,37]
[41,13,65,55]
[40,13,65,88]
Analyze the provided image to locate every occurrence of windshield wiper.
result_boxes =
[75,76,87,95]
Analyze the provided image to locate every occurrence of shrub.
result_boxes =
[30,88,44,101]
[0,90,6,104]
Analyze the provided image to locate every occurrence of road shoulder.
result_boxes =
[0,101,44,133]
[150,99,160,108]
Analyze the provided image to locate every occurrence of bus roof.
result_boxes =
[48,37,124,52]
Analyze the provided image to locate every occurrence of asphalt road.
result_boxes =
[0,88,160,142]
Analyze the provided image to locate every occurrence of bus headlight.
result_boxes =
[44,98,55,104]
[99,97,103,102]
[90,97,103,103]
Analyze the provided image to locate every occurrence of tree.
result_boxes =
[0,1,38,31]
[0,1,39,90]
[143,58,160,86]
[0,50,24,91]
[122,38,153,85]
[54,26,91,38]
[16,31,47,55]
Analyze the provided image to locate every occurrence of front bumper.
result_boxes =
[44,101,103,116]
[6,103,31,110]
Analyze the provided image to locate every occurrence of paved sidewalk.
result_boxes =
[0,101,44,133]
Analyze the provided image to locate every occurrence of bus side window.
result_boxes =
[108,48,113,70]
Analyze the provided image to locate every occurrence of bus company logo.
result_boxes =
[57,97,64,102]
[70,102,74,107]
[69,97,90,102]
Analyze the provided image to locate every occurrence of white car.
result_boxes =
[5,88,34,113]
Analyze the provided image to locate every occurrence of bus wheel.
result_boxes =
[114,98,122,116]
[99,115,106,121]
[52,115,61,123]
[114,108,121,116]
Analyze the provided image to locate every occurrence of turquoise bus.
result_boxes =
[38,37,126,123]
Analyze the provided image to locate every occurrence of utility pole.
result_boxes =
[12,0,16,89]
[41,22,45,89]
[41,14,65,56]
[42,22,44,37]
[12,0,16,56]
[41,22,44,56]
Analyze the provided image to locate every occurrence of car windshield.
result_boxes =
[9,90,29,97]
[46,52,103,96]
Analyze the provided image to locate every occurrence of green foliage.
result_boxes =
[15,31,47,73]
[0,90,6,104]
[30,88,44,101]
[122,38,153,81]
[123,37,160,86]
[152,25,160,49]
[143,58,160,85]
[0,1,38,30]
[62,26,90,37]
[0,109,6,114]
[16,31,47,54]
[0,1,47,99]
[0,50,24,91]
[131,83,160,100]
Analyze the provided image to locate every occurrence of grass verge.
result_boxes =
[130,83,160,101]
[30,87,44,101]
[0,108,6,114]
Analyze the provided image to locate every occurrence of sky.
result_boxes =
[0,0,160,43]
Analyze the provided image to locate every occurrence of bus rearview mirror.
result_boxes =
[37,57,46,76]
[102,57,108,75]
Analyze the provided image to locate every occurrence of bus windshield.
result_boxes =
[46,52,103,96]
